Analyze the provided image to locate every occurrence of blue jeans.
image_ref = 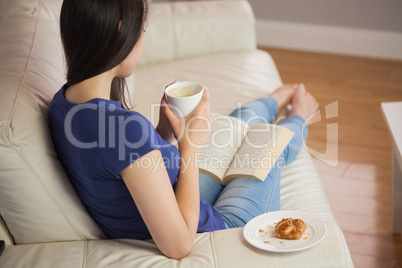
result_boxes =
[199,97,307,228]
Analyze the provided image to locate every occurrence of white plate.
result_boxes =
[243,210,327,252]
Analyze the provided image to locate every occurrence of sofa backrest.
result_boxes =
[137,0,256,68]
[0,0,106,244]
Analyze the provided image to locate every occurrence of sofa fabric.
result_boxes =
[0,0,354,267]
[0,216,13,246]
[0,0,107,244]
[0,224,352,268]
[134,50,282,123]
[138,1,256,67]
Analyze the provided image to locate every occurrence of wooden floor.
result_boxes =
[259,47,402,268]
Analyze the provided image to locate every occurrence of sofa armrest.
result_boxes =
[138,0,256,67]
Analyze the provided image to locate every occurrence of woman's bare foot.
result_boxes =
[270,84,298,112]
[289,84,319,123]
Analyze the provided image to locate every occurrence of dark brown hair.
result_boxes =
[60,0,148,110]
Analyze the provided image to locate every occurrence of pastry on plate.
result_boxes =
[275,218,307,240]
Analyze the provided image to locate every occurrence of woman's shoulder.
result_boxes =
[49,85,150,122]
[102,103,154,127]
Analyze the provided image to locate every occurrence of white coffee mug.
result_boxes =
[165,81,204,117]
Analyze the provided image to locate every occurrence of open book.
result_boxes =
[198,113,294,185]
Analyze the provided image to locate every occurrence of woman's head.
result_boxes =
[60,0,148,109]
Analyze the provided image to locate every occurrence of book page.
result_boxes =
[223,123,294,184]
[198,113,249,183]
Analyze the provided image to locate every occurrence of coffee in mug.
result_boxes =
[165,81,204,117]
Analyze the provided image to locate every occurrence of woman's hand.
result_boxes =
[162,86,212,152]
[156,80,179,143]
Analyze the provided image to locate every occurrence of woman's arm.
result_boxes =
[120,148,199,260]
[121,88,211,259]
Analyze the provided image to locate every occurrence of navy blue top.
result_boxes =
[49,85,226,240]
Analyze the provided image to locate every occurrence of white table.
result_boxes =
[381,101,402,235]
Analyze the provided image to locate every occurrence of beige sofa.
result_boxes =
[0,0,354,267]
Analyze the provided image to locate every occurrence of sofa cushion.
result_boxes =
[133,49,283,123]
[138,0,256,67]
[0,0,106,244]
[0,224,353,268]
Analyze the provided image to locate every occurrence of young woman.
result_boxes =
[49,0,318,260]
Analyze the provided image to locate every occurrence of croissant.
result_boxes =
[275,218,307,240]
